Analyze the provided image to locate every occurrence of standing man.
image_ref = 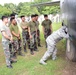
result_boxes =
[20,15,30,52]
[42,14,52,47]
[9,13,15,58]
[28,14,38,55]
[0,16,13,68]
[35,14,42,47]
[10,17,24,58]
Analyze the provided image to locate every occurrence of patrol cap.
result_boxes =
[31,14,36,18]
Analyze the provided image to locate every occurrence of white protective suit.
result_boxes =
[40,25,69,64]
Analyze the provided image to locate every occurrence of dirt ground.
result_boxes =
[62,59,76,75]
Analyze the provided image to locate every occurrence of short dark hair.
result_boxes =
[31,14,35,18]
[20,15,25,18]
[35,14,38,17]
[1,16,8,21]
[10,17,15,22]
[10,13,15,17]
[44,14,48,17]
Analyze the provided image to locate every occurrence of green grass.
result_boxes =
[0,22,67,75]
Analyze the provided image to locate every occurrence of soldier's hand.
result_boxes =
[10,38,13,43]
[18,37,21,40]
[30,35,32,39]
[17,35,19,38]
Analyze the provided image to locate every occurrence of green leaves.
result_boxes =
[0,5,12,18]
[0,0,60,17]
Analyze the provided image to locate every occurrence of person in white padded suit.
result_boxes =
[40,25,69,65]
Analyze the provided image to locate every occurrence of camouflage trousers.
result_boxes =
[22,31,30,51]
[9,43,12,57]
[30,31,37,50]
[10,39,22,57]
[44,29,52,47]
[2,41,11,66]
[37,29,41,46]
[44,29,52,39]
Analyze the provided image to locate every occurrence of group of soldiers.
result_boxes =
[0,14,52,68]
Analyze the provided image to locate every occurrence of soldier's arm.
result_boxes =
[17,27,21,39]
[0,25,12,41]
[28,27,31,36]
[11,31,19,38]
[1,31,11,41]
[9,28,13,40]
[10,33,13,42]
[28,27,32,39]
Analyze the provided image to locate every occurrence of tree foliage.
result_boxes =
[0,0,60,17]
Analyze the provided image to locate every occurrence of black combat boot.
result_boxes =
[38,44,42,47]
[7,65,13,68]
[10,57,17,64]
[13,52,17,59]
[34,46,38,52]
[24,44,27,52]
[30,49,34,55]
[18,51,25,56]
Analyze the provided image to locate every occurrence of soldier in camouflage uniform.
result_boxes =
[20,15,30,52]
[28,15,38,55]
[9,14,15,58]
[42,14,52,47]
[35,14,42,47]
[10,17,24,58]
[0,16,13,68]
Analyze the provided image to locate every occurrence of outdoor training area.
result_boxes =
[0,23,76,75]
[0,0,76,75]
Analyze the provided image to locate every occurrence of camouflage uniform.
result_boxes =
[8,20,13,58]
[40,26,69,65]
[20,21,30,52]
[35,21,41,46]
[12,39,22,55]
[9,42,13,58]
[28,21,37,53]
[0,24,12,66]
[42,19,52,39]
[10,24,22,57]
[42,19,52,47]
